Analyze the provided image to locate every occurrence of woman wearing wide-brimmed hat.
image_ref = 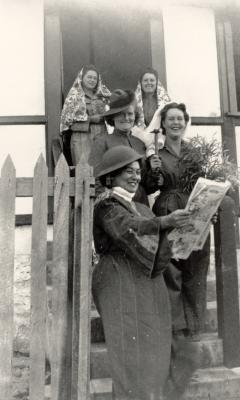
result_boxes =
[60,64,111,164]
[89,89,149,204]
[92,145,192,400]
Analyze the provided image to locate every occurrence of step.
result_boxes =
[90,333,223,380]
[91,309,105,343]
[207,276,217,302]
[90,367,240,400]
[205,301,218,333]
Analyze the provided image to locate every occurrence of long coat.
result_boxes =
[145,142,210,335]
[92,193,172,400]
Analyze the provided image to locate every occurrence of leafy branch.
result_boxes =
[179,135,240,192]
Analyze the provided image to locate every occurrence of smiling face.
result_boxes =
[112,161,141,193]
[141,73,157,95]
[82,70,98,91]
[163,108,187,139]
[113,104,135,134]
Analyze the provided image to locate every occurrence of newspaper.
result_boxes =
[167,177,231,260]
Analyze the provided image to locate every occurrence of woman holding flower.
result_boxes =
[145,102,210,339]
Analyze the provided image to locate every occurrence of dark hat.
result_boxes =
[103,89,136,117]
[95,145,144,178]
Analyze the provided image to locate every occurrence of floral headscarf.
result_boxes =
[60,66,111,133]
[135,72,171,129]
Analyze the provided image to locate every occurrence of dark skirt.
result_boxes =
[92,253,172,400]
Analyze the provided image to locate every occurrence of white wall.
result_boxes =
[0,0,45,214]
[163,6,221,117]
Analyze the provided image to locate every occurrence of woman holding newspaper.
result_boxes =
[145,102,210,340]
[92,145,195,400]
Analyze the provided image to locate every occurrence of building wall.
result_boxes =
[0,0,46,214]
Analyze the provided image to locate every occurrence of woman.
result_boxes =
[89,89,149,204]
[146,102,210,338]
[92,145,192,400]
[60,64,111,164]
[133,67,171,156]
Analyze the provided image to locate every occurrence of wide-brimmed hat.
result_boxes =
[95,145,144,178]
[103,89,136,117]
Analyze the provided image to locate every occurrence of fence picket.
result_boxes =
[51,154,70,400]
[0,156,16,399]
[29,155,48,400]
[71,161,93,400]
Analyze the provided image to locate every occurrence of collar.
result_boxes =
[163,140,188,158]
[112,186,135,202]
[85,92,98,100]
[113,128,132,137]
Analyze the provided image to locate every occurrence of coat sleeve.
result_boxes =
[141,159,162,195]
[95,200,163,277]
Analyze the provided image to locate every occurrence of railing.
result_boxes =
[214,195,240,367]
[0,154,94,400]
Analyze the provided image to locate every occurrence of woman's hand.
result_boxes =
[160,209,192,229]
[89,114,103,124]
[149,155,162,171]
[211,211,218,224]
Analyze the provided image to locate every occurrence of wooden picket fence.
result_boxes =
[0,154,94,400]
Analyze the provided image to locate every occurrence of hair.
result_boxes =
[105,101,141,127]
[99,160,142,188]
[160,102,190,135]
[139,67,158,86]
[99,167,125,188]
[82,64,99,90]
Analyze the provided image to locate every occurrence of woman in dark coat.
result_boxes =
[145,102,210,338]
[92,145,192,400]
[88,89,149,205]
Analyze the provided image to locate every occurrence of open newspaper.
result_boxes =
[167,177,231,260]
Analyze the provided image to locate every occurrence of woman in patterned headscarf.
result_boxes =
[133,67,171,157]
[60,65,111,164]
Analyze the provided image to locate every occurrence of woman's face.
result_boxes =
[113,104,135,133]
[82,70,98,91]
[141,73,157,94]
[112,161,141,193]
[162,108,187,139]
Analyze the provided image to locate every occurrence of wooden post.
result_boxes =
[71,160,94,400]
[214,195,240,367]
[0,156,16,399]
[29,155,48,400]
[51,154,70,400]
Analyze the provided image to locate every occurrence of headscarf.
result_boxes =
[60,65,111,133]
[135,68,171,129]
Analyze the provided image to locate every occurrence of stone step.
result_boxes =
[207,276,217,302]
[90,367,240,400]
[205,300,218,333]
[91,301,218,344]
[90,333,223,380]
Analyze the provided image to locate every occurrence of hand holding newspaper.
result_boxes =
[167,177,231,260]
